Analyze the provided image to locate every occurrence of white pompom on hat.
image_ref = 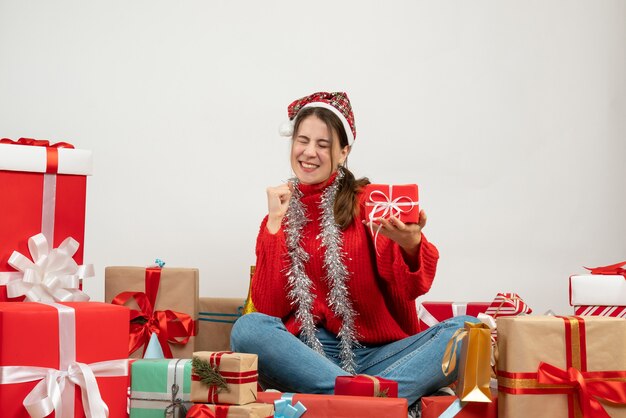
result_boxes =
[279,91,356,146]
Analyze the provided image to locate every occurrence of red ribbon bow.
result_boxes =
[584,261,626,279]
[186,404,230,418]
[0,137,74,149]
[537,362,626,418]
[1,137,75,173]
[111,267,195,358]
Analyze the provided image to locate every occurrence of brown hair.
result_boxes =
[292,107,370,229]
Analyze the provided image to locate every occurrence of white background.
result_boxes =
[1,1,625,315]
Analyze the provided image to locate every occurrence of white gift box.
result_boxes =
[0,142,92,175]
[569,274,626,306]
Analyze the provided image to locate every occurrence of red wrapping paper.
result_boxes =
[417,301,491,331]
[257,391,408,418]
[421,390,497,418]
[362,184,419,224]
[334,375,398,398]
[0,139,90,302]
[574,305,626,318]
[0,302,130,417]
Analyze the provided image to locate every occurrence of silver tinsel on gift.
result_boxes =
[284,169,359,374]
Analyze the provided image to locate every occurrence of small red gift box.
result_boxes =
[257,391,408,418]
[574,305,626,318]
[421,390,497,418]
[0,302,130,417]
[186,403,274,418]
[0,138,92,302]
[362,184,419,224]
[334,374,398,398]
[416,301,491,331]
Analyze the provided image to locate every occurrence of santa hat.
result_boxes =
[279,91,356,146]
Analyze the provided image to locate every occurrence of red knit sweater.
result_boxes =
[250,179,439,345]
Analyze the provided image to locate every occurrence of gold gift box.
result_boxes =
[497,315,626,417]
[191,351,258,406]
[105,266,199,358]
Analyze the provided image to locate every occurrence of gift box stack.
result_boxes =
[185,351,274,418]
[0,139,136,417]
[569,261,626,318]
[418,293,532,417]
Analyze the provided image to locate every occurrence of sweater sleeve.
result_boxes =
[249,216,293,318]
[359,193,439,300]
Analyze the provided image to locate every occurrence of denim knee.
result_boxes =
[230,312,278,352]
[445,314,480,328]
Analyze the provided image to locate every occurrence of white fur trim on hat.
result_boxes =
[279,120,294,137]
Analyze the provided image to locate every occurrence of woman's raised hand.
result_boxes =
[266,183,293,234]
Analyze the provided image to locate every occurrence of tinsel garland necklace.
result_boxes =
[284,168,359,374]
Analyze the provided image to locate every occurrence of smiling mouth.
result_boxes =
[299,161,319,170]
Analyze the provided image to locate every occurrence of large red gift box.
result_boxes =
[0,138,92,301]
[0,302,130,417]
[257,391,408,418]
[334,374,398,398]
[416,301,491,331]
[421,390,497,418]
[362,184,419,224]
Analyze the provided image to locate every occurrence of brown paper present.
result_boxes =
[105,266,199,358]
[196,297,245,352]
[497,315,626,418]
[186,403,273,418]
[191,351,258,405]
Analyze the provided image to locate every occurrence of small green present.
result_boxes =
[130,358,192,418]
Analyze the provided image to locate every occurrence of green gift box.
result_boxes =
[130,358,192,418]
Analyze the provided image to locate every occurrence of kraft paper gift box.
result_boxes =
[0,302,130,417]
[196,297,245,352]
[416,301,491,331]
[129,358,192,418]
[257,391,409,418]
[496,315,626,418]
[574,305,626,318]
[334,374,398,398]
[191,351,258,405]
[0,138,92,301]
[420,389,498,418]
[362,184,419,224]
[186,403,274,418]
[105,266,199,358]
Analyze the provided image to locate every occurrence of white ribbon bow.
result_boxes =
[3,233,93,302]
[0,359,128,418]
[365,187,418,255]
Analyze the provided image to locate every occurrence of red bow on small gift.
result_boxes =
[584,261,626,279]
[112,267,195,358]
[186,404,230,418]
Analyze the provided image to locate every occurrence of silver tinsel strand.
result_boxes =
[317,168,359,374]
[284,182,324,355]
[284,170,359,374]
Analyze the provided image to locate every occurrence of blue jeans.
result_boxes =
[230,312,479,405]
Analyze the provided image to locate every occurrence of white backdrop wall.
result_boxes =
[1,1,624,315]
